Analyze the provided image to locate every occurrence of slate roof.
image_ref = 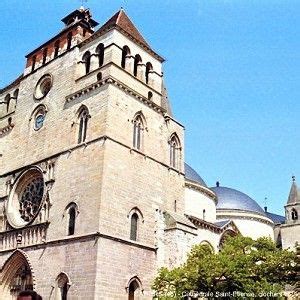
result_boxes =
[184,163,207,187]
[287,178,300,205]
[211,186,265,215]
[265,212,285,224]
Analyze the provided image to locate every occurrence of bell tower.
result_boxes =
[281,176,300,250]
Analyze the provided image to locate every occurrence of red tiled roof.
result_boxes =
[97,9,151,49]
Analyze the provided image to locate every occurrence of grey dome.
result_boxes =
[184,163,207,187]
[211,186,265,215]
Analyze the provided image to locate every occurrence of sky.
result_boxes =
[1,0,299,215]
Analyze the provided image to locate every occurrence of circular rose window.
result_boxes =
[6,168,45,228]
[34,74,52,100]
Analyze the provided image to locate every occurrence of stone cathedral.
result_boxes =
[0,7,299,300]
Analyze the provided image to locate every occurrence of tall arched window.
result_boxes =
[169,134,181,169]
[31,56,36,72]
[42,48,48,65]
[133,114,144,150]
[121,46,131,69]
[82,51,91,74]
[54,40,60,58]
[78,106,89,144]
[133,54,142,77]
[65,203,78,236]
[67,32,72,50]
[96,43,104,67]
[145,62,153,84]
[291,209,298,220]
[5,94,10,113]
[130,213,138,241]
[68,206,76,236]
[56,273,70,300]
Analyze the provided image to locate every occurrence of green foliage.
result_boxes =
[153,236,297,299]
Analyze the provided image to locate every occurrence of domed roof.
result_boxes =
[211,185,265,215]
[184,163,207,187]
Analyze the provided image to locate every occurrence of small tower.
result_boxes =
[281,176,300,250]
[285,176,300,224]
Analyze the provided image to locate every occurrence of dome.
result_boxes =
[211,186,265,215]
[184,163,207,187]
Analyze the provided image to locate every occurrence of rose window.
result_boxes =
[7,168,45,228]
[19,177,44,222]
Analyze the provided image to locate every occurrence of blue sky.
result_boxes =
[1,0,299,215]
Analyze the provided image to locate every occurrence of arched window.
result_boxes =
[145,62,153,84]
[121,46,131,69]
[169,134,181,169]
[203,209,206,220]
[65,203,78,236]
[5,94,10,113]
[133,114,144,150]
[82,51,91,74]
[56,273,70,300]
[33,106,47,130]
[77,106,89,143]
[96,43,104,67]
[42,48,48,65]
[133,54,142,77]
[97,72,102,81]
[67,32,72,50]
[54,40,60,58]
[31,56,36,72]
[148,91,153,100]
[130,213,138,241]
[291,209,298,220]
[68,206,76,235]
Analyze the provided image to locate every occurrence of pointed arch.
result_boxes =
[126,276,143,300]
[128,207,144,242]
[96,43,104,67]
[219,229,237,249]
[169,133,181,169]
[132,112,146,150]
[0,250,35,298]
[53,272,72,300]
[76,105,90,144]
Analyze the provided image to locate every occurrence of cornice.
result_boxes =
[80,25,164,62]
[216,211,274,226]
[66,75,167,115]
[185,180,217,202]
[0,123,15,137]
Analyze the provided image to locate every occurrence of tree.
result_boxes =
[153,236,298,299]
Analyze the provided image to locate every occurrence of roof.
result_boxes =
[214,220,231,228]
[97,9,150,48]
[184,163,207,187]
[211,186,265,215]
[287,177,300,205]
[265,212,285,224]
